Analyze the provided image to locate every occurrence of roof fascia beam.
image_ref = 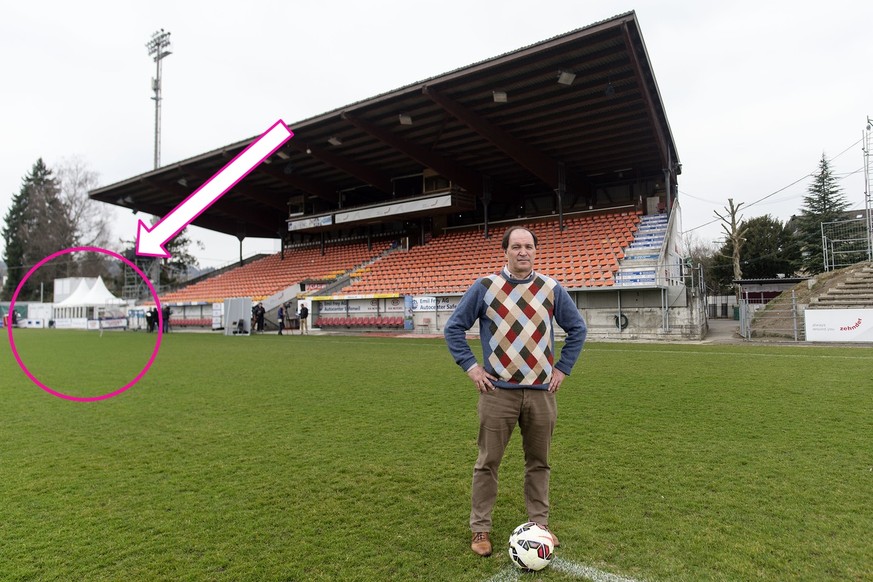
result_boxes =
[424,86,562,189]
[285,141,394,194]
[341,112,485,197]
[178,165,287,212]
[121,193,251,236]
[256,164,339,205]
[141,177,277,232]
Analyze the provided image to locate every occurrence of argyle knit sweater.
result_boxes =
[444,268,587,390]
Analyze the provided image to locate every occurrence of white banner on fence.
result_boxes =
[804,309,873,342]
[412,296,461,312]
[212,303,224,329]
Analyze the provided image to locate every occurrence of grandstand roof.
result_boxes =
[91,11,679,240]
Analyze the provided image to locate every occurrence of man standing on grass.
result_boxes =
[444,226,587,557]
[298,303,309,335]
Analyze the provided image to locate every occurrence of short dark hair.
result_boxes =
[501,226,538,250]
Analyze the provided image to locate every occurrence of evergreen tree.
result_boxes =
[1,159,76,301]
[2,168,32,300]
[794,154,849,274]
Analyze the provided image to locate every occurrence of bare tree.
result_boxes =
[56,156,115,249]
[714,198,748,300]
[682,230,724,294]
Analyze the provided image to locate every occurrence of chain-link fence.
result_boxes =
[822,217,872,272]
[739,290,802,341]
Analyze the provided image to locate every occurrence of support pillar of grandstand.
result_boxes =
[556,162,565,231]
[616,289,624,334]
[664,166,674,220]
[481,177,492,239]
[236,230,244,265]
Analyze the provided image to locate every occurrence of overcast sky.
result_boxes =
[2,0,871,270]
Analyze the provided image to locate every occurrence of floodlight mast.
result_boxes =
[146,29,172,170]
[865,116,873,261]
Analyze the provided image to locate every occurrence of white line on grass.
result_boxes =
[485,568,520,582]
[486,559,647,582]
[550,558,647,582]
[305,337,873,361]
[585,347,873,361]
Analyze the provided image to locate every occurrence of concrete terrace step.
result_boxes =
[810,299,873,308]
[620,260,659,269]
[826,287,873,295]
[632,232,666,240]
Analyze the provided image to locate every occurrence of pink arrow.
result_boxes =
[136,119,294,258]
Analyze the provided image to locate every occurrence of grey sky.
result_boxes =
[2,0,870,269]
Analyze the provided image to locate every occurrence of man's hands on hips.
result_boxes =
[467,366,566,394]
[467,364,498,393]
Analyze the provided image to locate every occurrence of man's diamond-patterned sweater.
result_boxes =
[445,268,587,390]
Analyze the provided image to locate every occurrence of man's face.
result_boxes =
[504,229,536,275]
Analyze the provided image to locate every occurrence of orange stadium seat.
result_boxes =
[338,212,641,296]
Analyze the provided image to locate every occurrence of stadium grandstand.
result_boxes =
[90,11,706,340]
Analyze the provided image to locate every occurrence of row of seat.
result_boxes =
[161,241,392,303]
[172,318,213,327]
[316,316,404,328]
[341,211,641,296]
[161,211,644,304]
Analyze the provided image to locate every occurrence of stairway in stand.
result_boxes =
[613,214,668,286]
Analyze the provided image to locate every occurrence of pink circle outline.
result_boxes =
[7,246,162,402]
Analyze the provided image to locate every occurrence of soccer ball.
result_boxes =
[507,522,554,571]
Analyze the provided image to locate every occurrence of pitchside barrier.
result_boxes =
[805,309,873,342]
[740,291,873,343]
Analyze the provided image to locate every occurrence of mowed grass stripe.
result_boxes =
[1,330,871,581]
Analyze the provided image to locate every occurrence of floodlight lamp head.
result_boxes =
[492,90,508,103]
[557,71,576,86]
[147,29,172,58]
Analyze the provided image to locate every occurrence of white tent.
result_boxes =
[53,277,126,321]
[81,277,126,307]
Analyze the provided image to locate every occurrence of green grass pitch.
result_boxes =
[1,330,871,581]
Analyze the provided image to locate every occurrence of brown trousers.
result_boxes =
[470,387,557,532]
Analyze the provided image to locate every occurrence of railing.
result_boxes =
[739,290,801,341]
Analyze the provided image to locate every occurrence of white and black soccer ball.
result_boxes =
[507,522,554,571]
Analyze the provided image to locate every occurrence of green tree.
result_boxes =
[794,154,849,274]
[2,171,31,300]
[117,223,202,298]
[710,215,801,291]
[2,159,76,301]
[159,226,203,288]
[736,215,799,279]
